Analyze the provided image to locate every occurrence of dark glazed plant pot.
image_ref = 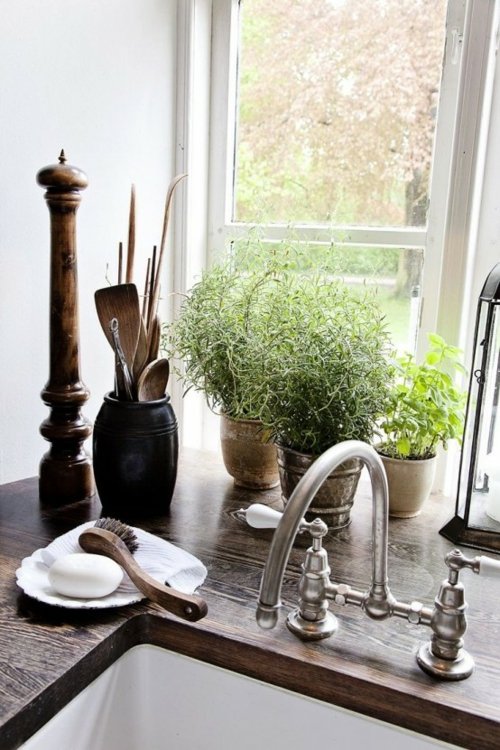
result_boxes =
[276,444,362,530]
[93,392,178,519]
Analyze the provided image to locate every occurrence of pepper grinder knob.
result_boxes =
[37,149,88,192]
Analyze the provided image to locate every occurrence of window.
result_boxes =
[208,0,496,354]
[233,0,445,230]
[175,0,499,456]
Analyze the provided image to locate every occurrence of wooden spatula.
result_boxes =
[95,283,142,378]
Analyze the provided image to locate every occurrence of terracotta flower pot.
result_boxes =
[379,453,437,518]
[220,415,280,490]
[276,444,362,530]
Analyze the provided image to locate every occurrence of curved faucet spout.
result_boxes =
[257,440,393,629]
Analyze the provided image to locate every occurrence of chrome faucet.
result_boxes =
[240,440,500,681]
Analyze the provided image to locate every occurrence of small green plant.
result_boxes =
[378,333,467,460]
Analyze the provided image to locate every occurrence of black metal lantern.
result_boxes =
[441,263,500,553]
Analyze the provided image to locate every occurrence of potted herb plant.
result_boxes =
[253,271,393,529]
[164,259,280,490]
[376,333,467,518]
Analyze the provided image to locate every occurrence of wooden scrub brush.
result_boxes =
[79,518,208,622]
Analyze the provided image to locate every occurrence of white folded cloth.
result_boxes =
[40,521,208,596]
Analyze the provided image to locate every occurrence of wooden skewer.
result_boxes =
[147,174,187,330]
[125,184,136,283]
[118,241,123,284]
[147,245,157,329]
[142,257,151,320]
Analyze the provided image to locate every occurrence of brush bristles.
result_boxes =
[94,517,139,554]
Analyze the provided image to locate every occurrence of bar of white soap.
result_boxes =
[48,553,123,599]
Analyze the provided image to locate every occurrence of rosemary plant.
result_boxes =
[253,273,393,455]
[164,260,277,420]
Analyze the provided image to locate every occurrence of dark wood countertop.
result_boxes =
[1,449,499,749]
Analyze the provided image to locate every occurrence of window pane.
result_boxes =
[234,0,447,227]
[232,237,424,351]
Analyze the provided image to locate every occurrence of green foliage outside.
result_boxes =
[235,0,447,227]
[233,0,445,318]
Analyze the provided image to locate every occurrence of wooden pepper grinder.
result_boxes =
[36,150,95,505]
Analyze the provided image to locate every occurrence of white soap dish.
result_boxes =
[16,521,207,610]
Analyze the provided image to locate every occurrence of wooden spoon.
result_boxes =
[95,283,142,377]
[79,527,207,622]
[137,358,170,401]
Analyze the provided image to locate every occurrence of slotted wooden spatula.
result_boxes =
[95,283,142,382]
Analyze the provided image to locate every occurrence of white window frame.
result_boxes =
[172,0,500,463]
[207,0,497,353]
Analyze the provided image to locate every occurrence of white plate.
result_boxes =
[15,521,207,610]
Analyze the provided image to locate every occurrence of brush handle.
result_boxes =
[79,527,208,621]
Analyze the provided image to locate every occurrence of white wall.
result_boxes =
[0,0,177,483]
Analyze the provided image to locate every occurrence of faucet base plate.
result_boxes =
[416,642,474,681]
[286,609,338,641]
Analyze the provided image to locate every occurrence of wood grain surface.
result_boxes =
[0,449,499,749]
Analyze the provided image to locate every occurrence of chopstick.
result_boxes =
[142,257,151,320]
[147,245,157,328]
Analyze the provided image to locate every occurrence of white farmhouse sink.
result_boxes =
[21,644,458,750]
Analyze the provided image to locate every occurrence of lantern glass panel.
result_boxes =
[458,301,500,530]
